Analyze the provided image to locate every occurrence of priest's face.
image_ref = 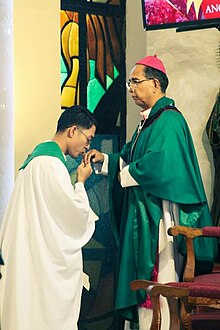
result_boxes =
[127,65,156,110]
[68,124,96,158]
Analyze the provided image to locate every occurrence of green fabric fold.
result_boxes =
[108,96,218,322]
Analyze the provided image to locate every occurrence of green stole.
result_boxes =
[19,141,67,170]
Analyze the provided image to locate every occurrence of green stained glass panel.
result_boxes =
[89,59,96,80]
[87,60,120,113]
[61,55,68,86]
[114,66,119,79]
[106,74,113,90]
[87,78,105,113]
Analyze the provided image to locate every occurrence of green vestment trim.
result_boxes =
[19,141,67,170]
[108,96,218,322]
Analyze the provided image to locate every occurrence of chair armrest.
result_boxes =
[130,279,156,291]
[130,280,189,330]
[168,225,220,239]
[147,283,189,299]
[167,226,203,238]
[147,283,189,330]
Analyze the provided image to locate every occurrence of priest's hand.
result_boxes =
[76,160,93,184]
[83,149,104,165]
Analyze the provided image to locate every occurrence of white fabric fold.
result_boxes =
[0,156,97,330]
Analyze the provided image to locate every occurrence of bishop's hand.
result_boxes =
[83,149,104,165]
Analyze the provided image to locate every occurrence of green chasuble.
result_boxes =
[108,96,218,322]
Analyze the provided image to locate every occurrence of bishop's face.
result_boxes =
[127,65,156,110]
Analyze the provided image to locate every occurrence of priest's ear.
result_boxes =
[68,125,77,138]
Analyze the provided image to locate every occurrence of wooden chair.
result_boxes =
[130,226,220,330]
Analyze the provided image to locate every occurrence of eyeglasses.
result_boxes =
[126,78,153,90]
[78,129,94,145]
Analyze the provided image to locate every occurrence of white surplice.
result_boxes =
[0,156,98,330]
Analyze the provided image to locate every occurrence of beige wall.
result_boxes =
[126,0,220,205]
[14,0,61,173]
[14,0,219,205]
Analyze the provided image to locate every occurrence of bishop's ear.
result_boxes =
[153,78,160,88]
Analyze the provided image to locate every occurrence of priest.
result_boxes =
[0,105,98,330]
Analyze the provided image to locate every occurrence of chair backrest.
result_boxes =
[168,225,220,282]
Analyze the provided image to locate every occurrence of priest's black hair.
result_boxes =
[56,105,97,132]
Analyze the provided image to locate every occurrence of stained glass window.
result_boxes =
[60,1,126,329]
[61,1,126,138]
[61,11,79,106]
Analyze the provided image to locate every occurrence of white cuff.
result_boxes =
[94,153,108,175]
[119,165,139,187]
